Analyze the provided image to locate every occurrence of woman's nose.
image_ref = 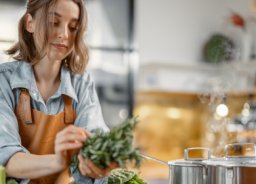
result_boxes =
[57,25,68,39]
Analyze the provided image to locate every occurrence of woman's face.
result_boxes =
[33,0,80,62]
[48,0,79,61]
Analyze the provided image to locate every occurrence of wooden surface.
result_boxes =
[134,91,256,180]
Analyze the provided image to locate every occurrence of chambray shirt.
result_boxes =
[0,61,109,184]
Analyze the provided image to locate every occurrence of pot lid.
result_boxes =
[168,159,208,167]
[169,147,210,167]
[204,143,256,167]
[203,156,256,167]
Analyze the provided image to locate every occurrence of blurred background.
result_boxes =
[1,0,256,183]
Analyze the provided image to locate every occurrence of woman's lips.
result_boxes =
[52,43,68,49]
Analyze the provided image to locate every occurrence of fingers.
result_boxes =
[55,141,83,153]
[55,126,89,154]
[56,125,87,144]
[109,162,118,169]
[85,159,106,177]
[78,154,107,179]
[106,162,118,174]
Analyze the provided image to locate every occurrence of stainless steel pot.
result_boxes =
[168,147,210,184]
[142,143,256,184]
[142,147,210,184]
[203,143,256,184]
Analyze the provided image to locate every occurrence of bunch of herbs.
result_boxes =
[72,118,142,169]
[108,168,147,184]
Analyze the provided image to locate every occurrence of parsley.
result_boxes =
[72,118,142,169]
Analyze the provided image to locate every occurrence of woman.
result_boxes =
[0,0,116,183]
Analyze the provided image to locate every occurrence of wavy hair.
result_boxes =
[6,0,89,74]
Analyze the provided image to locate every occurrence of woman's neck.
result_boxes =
[33,57,62,84]
[32,58,62,102]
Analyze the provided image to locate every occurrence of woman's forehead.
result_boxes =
[48,0,80,19]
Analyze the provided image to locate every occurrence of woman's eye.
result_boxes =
[70,27,78,32]
[50,21,59,26]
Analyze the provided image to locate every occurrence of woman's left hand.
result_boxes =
[78,154,118,179]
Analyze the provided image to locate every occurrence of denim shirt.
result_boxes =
[0,61,109,184]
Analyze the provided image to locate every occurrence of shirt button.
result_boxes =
[32,92,37,98]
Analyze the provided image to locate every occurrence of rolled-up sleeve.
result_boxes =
[71,73,109,183]
[0,89,29,166]
[74,73,109,132]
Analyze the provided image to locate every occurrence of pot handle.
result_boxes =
[184,147,211,160]
[225,143,256,157]
[140,153,169,166]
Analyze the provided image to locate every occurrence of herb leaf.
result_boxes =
[71,117,142,169]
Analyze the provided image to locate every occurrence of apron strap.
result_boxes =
[17,88,33,124]
[17,89,74,124]
[63,95,75,124]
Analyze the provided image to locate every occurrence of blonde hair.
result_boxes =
[6,0,89,74]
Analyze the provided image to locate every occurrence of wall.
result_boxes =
[136,0,252,65]
[135,0,256,93]
[0,2,24,62]
[86,0,129,49]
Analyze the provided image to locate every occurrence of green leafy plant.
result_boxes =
[203,34,235,63]
[108,169,147,184]
[7,179,18,184]
[0,166,5,184]
[0,166,18,184]
[72,117,142,169]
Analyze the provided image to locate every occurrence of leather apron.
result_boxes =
[15,89,76,184]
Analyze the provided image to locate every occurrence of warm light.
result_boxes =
[216,103,229,117]
[166,107,182,119]
[241,103,250,117]
[136,106,152,119]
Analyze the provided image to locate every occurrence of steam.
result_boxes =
[198,80,231,157]
[198,53,238,156]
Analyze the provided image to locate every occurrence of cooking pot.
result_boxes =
[142,143,256,184]
[203,143,256,184]
[168,147,210,184]
[142,147,210,184]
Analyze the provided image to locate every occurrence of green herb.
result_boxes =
[7,179,18,184]
[0,166,18,184]
[72,117,142,169]
[108,169,147,184]
[0,166,6,184]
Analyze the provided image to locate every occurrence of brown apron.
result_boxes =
[15,89,76,184]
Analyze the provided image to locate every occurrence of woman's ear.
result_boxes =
[25,13,35,33]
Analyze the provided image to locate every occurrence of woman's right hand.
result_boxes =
[54,125,88,170]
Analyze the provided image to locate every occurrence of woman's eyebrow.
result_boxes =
[49,12,79,21]
[49,12,61,17]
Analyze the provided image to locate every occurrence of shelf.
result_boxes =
[137,61,256,93]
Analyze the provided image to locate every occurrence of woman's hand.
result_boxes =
[54,125,88,170]
[78,154,118,179]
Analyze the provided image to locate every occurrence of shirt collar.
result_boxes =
[10,62,78,102]
[59,66,78,102]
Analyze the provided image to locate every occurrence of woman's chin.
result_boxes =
[48,54,66,62]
